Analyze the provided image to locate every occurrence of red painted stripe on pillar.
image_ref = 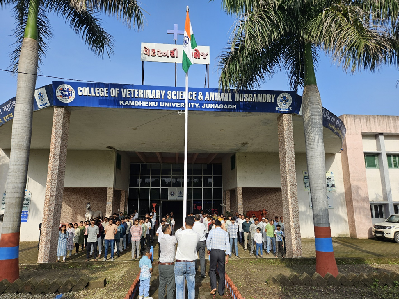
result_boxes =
[314,226,331,238]
[0,232,20,247]
[0,259,19,282]
[316,251,338,277]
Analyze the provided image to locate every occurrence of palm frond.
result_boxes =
[308,2,396,72]
[45,0,114,57]
[10,0,52,72]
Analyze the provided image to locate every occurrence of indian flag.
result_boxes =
[182,10,197,73]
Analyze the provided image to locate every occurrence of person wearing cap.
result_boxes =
[158,224,177,299]
[206,219,231,296]
[174,216,199,299]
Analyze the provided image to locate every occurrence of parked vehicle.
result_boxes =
[372,214,399,242]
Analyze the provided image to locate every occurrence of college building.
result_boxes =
[0,81,398,258]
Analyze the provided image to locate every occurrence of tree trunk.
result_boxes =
[0,0,39,282]
[302,42,338,277]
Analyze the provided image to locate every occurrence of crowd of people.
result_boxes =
[54,211,286,299]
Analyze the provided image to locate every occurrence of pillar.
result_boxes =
[277,114,302,258]
[236,187,243,215]
[224,190,230,214]
[106,187,114,217]
[120,190,127,215]
[38,107,70,263]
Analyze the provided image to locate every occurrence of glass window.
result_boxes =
[187,188,193,200]
[213,188,222,200]
[192,164,202,175]
[230,154,235,170]
[141,164,151,175]
[213,176,222,187]
[128,188,139,199]
[139,188,150,200]
[193,188,202,200]
[214,164,222,175]
[387,155,399,169]
[184,176,192,187]
[129,176,140,187]
[364,154,378,168]
[151,164,161,175]
[150,188,160,200]
[161,188,168,199]
[161,177,171,187]
[213,200,222,215]
[203,164,212,175]
[394,204,399,215]
[193,200,202,213]
[161,164,171,175]
[203,188,212,199]
[203,200,212,214]
[172,164,183,175]
[371,204,384,218]
[203,176,212,187]
[130,164,140,175]
[171,177,182,187]
[192,177,202,187]
[151,177,160,187]
[141,176,151,187]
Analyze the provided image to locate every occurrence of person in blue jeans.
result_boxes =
[103,218,117,261]
[254,227,263,258]
[139,249,153,299]
[174,216,199,299]
[227,217,239,258]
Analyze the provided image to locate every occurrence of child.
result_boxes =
[254,227,263,258]
[66,223,75,257]
[138,248,153,299]
[57,225,68,262]
[73,223,81,255]
[274,224,285,258]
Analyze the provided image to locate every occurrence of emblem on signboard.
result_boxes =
[34,87,50,109]
[170,191,175,197]
[276,93,292,112]
[56,84,75,103]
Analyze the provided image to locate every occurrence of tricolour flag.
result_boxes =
[182,10,197,73]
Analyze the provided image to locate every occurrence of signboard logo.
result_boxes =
[56,84,75,103]
[34,87,50,109]
[276,93,292,112]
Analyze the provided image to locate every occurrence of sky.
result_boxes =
[0,0,398,117]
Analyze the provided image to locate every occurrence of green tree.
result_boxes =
[0,0,143,282]
[218,0,398,277]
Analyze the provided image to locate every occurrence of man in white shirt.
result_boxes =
[144,218,152,247]
[192,214,207,278]
[174,216,199,299]
[237,215,243,243]
[158,224,177,299]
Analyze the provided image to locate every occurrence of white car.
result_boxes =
[373,214,399,243]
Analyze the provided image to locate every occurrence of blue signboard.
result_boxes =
[51,81,302,114]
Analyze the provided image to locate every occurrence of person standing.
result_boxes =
[103,218,117,261]
[140,219,147,255]
[73,223,80,255]
[57,225,68,262]
[265,219,276,255]
[249,219,259,255]
[206,220,230,296]
[242,217,251,251]
[174,216,199,299]
[115,219,122,257]
[139,248,153,299]
[275,224,285,258]
[66,223,75,258]
[192,214,207,278]
[227,217,239,258]
[158,224,177,299]
[237,215,243,243]
[86,219,99,261]
[78,221,85,250]
[97,219,104,258]
[130,219,142,260]
[254,227,263,258]
[145,217,152,247]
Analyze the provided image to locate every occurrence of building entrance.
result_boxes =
[161,200,184,228]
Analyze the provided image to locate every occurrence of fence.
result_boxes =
[124,273,140,299]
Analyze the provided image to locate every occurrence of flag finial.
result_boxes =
[186,6,189,12]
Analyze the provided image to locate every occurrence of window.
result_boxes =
[370,204,385,218]
[387,155,399,169]
[230,154,235,170]
[364,154,378,168]
[394,204,399,214]
[116,153,121,170]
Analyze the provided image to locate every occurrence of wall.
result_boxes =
[362,135,378,151]
[296,153,350,238]
[389,169,399,202]
[242,187,282,219]
[64,150,115,188]
[60,187,107,223]
[236,152,281,188]
[384,135,399,152]
[366,169,384,201]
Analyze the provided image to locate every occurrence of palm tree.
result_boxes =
[0,0,143,282]
[218,0,398,277]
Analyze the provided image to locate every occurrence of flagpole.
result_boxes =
[183,71,188,224]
